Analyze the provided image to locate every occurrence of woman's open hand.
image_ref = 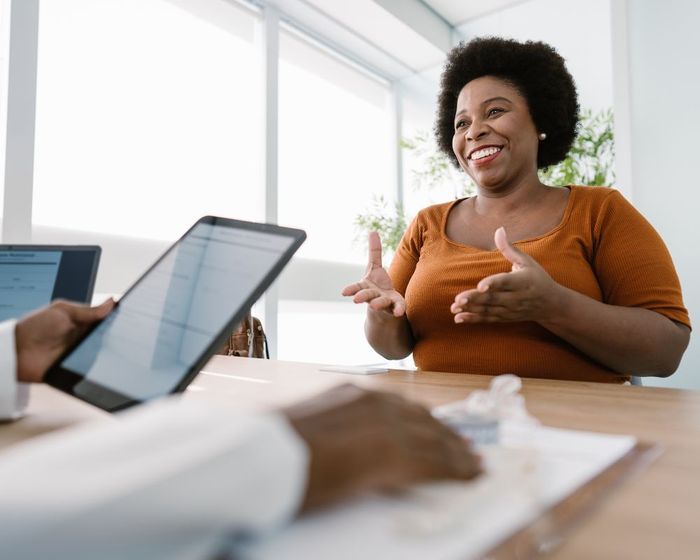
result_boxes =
[342,232,406,317]
[451,227,563,324]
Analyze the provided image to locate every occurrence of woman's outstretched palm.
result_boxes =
[341,232,406,317]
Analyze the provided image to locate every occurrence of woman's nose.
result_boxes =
[466,119,488,141]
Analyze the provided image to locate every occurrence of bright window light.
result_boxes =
[278,28,394,264]
[278,300,387,365]
[33,0,264,241]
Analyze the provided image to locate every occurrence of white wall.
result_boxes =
[456,0,614,113]
[621,0,699,389]
[399,0,616,135]
[30,224,363,302]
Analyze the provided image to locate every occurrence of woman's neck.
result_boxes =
[472,176,550,217]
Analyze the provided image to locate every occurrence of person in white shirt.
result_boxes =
[0,300,480,559]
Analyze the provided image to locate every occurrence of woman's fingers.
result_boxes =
[354,288,396,310]
[342,280,385,299]
[368,231,383,269]
[494,226,534,270]
[368,294,393,309]
[342,274,405,315]
[368,295,405,316]
[343,234,399,305]
[341,282,363,297]
[353,287,384,304]
[454,290,524,310]
[452,274,524,307]
[476,271,521,293]
[454,309,520,323]
[391,297,406,317]
[451,287,533,322]
[361,292,406,316]
[453,297,549,323]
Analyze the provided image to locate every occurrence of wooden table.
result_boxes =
[2,357,699,559]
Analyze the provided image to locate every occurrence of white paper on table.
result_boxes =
[318,366,390,375]
[232,423,636,560]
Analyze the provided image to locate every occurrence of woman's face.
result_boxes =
[451,75,540,192]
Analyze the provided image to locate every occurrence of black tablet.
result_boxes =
[0,245,100,321]
[44,216,305,412]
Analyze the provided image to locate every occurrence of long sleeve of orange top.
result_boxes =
[388,186,690,382]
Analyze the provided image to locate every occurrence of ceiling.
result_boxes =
[421,0,531,27]
[263,0,535,80]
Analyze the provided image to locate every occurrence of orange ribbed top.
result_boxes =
[389,186,691,382]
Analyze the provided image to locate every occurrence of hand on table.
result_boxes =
[341,232,405,317]
[15,299,115,383]
[451,227,562,324]
[284,384,481,511]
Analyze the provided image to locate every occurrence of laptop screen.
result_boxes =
[0,246,101,321]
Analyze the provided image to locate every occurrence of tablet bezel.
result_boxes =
[43,216,305,412]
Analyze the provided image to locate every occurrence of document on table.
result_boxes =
[319,365,389,375]
[231,423,638,560]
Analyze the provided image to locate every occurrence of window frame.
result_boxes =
[1,0,404,358]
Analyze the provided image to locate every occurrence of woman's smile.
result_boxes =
[468,145,503,167]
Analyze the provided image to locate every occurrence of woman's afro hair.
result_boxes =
[435,37,580,169]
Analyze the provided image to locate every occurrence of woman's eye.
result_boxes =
[455,120,469,130]
[487,108,504,117]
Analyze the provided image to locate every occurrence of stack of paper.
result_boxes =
[233,423,636,559]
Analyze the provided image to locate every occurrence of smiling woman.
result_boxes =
[342,37,691,383]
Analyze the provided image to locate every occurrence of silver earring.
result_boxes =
[538,132,547,141]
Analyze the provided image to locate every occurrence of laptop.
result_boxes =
[0,245,101,321]
[44,216,305,412]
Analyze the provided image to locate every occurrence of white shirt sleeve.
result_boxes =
[0,397,310,560]
[0,320,30,421]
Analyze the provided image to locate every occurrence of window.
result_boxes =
[275,28,396,364]
[278,300,386,365]
[278,27,394,264]
[33,0,264,241]
[25,2,403,365]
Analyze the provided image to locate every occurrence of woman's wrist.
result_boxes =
[365,308,413,359]
[538,282,573,329]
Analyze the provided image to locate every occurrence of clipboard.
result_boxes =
[484,441,660,558]
[230,426,659,559]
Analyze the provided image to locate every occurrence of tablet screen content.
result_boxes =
[55,220,299,406]
[0,246,100,321]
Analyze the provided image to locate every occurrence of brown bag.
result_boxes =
[216,313,269,358]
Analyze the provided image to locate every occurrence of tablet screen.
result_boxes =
[51,220,300,407]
